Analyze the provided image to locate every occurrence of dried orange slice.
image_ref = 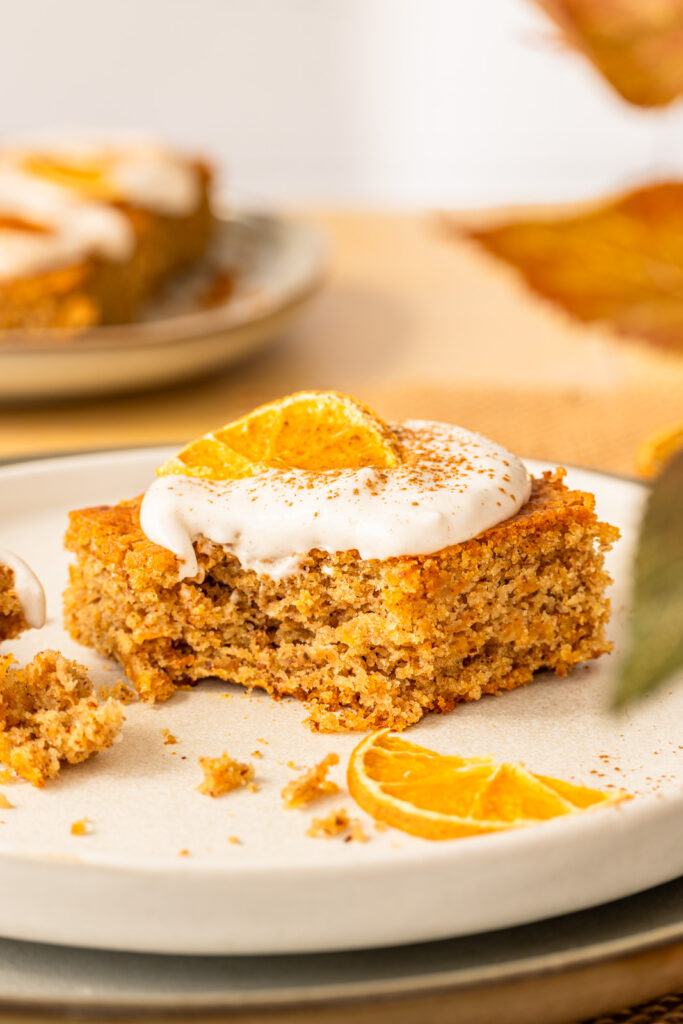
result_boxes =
[23,154,115,200]
[636,423,683,478]
[347,731,629,840]
[157,391,402,481]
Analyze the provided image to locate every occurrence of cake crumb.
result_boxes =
[161,729,178,745]
[307,808,350,838]
[197,752,255,797]
[282,753,340,808]
[0,792,13,809]
[345,820,368,843]
[97,681,137,704]
[374,821,389,832]
[228,835,241,845]
[179,848,190,857]
[70,817,90,836]
[0,769,15,784]
[251,750,263,758]
[307,808,368,841]
[0,651,125,787]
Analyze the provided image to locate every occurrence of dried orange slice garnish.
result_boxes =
[347,731,629,840]
[636,423,683,478]
[157,391,402,481]
[23,154,114,200]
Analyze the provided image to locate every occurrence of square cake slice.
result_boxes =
[63,469,618,731]
[0,138,214,329]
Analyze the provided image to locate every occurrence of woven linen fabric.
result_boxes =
[367,382,683,478]
[585,991,683,1022]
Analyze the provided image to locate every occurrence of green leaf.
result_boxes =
[613,449,683,708]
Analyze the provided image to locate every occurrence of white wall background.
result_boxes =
[2,0,683,207]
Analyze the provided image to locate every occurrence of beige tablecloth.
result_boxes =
[2,210,682,473]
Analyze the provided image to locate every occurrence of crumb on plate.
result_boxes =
[0,650,125,787]
[97,681,137,704]
[197,752,255,797]
[282,752,340,808]
[307,807,367,841]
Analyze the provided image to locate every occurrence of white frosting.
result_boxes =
[139,421,532,581]
[0,140,203,279]
[0,549,46,628]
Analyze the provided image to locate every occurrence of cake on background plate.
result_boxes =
[0,549,45,640]
[63,392,619,730]
[0,136,213,329]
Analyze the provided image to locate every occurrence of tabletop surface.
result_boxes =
[2,208,683,474]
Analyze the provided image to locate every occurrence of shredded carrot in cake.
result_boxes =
[197,752,255,797]
[282,753,340,808]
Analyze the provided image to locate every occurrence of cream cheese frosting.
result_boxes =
[0,549,46,628]
[140,421,532,581]
[0,139,203,280]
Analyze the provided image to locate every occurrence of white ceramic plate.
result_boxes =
[0,450,681,957]
[0,212,325,401]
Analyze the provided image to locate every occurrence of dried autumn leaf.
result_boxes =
[462,183,683,354]
[535,0,683,107]
[613,449,683,707]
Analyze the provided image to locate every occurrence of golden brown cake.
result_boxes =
[63,468,618,731]
[0,564,27,641]
[0,551,45,640]
[0,138,214,330]
[0,650,125,786]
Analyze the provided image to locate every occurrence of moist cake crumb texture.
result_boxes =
[281,753,340,807]
[0,564,27,641]
[197,752,255,797]
[64,468,619,731]
[97,680,137,704]
[0,650,125,786]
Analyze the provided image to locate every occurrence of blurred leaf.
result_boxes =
[535,0,683,107]
[614,449,683,707]
[462,183,683,354]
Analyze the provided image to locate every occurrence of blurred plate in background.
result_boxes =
[0,211,326,402]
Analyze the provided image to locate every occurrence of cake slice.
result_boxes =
[63,393,619,731]
[0,137,213,329]
[0,550,45,640]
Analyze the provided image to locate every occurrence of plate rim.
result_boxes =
[2,446,678,962]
